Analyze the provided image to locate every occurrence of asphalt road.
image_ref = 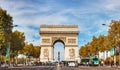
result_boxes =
[0,66,56,70]
[0,66,120,70]
[60,66,120,70]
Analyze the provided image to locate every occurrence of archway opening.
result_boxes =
[53,40,64,62]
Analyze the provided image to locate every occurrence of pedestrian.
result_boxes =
[101,61,104,66]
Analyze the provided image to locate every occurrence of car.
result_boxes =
[1,64,9,68]
[68,61,76,67]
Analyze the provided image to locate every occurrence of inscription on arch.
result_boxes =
[68,39,76,44]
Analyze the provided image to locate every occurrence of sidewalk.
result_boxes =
[9,64,26,68]
[106,65,120,68]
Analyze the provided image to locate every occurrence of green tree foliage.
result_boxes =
[10,30,25,57]
[0,8,13,55]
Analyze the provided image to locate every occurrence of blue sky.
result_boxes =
[1,0,120,60]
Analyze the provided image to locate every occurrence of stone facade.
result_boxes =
[40,25,79,62]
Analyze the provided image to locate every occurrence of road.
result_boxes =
[0,66,56,70]
[0,66,120,70]
[60,66,120,70]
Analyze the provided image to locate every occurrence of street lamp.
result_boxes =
[25,40,34,65]
[114,34,120,66]
[102,24,106,26]
[0,24,18,66]
[102,23,120,66]
[5,25,18,56]
[0,25,18,54]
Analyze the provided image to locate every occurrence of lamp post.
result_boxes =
[102,24,110,60]
[115,34,120,66]
[0,25,18,66]
[102,23,120,66]
[25,40,34,65]
[117,35,120,66]
[8,25,18,66]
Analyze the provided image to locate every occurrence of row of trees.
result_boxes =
[0,8,40,61]
[0,7,25,57]
[22,43,40,58]
[0,7,13,55]
[79,20,120,57]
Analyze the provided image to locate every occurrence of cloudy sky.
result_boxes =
[1,0,120,60]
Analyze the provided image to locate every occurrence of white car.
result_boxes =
[68,62,76,67]
[1,64,9,68]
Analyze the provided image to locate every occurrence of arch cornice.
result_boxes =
[40,31,79,34]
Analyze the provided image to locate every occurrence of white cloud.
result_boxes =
[0,0,70,46]
[103,0,120,11]
[1,0,120,47]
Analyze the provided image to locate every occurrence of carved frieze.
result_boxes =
[68,39,76,44]
[42,39,50,43]
[69,48,75,59]
[43,48,49,58]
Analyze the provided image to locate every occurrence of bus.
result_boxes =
[80,58,90,66]
[80,57,99,66]
[91,58,99,66]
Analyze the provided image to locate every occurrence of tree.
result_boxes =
[10,30,25,57]
[23,43,29,56]
[23,43,40,58]
[29,43,34,56]
[91,36,99,54]
[23,43,34,57]
[33,46,40,58]
[79,46,87,57]
[97,35,105,52]
[108,20,120,47]
[103,36,110,51]
[0,8,13,55]
[79,20,120,58]
[79,35,108,57]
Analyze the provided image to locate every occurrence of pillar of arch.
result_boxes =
[39,25,79,62]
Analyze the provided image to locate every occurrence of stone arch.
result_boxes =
[40,25,79,62]
[52,37,66,47]
[53,39,65,61]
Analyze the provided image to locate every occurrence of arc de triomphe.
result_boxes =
[40,25,79,62]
